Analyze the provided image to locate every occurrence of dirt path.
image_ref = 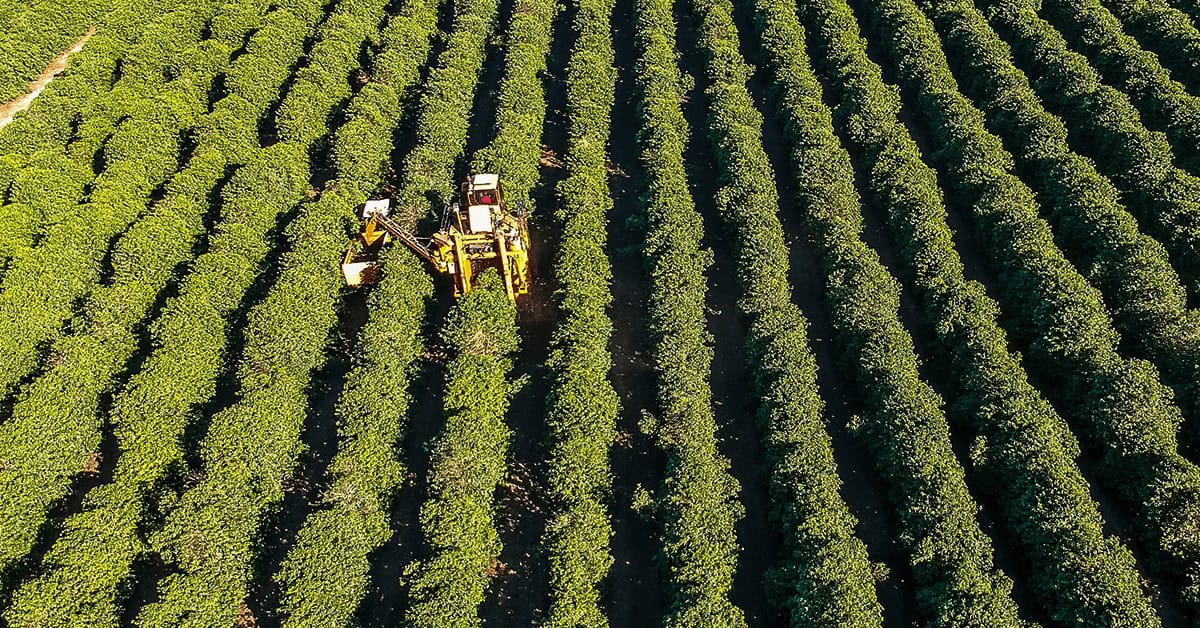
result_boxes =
[0,27,95,130]
[603,0,669,621]
[476,0,578,619]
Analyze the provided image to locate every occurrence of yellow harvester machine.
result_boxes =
[342,173,532,301]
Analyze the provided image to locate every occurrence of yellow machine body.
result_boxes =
[342,174,532,301]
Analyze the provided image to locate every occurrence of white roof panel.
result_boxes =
[363,198,391,217]
[471,173,499,188]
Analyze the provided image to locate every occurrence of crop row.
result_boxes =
[0,2,165,274]
[424,0,559,617]
[0,148,92,278]
[0,1,346,624]
[269,1,442,624]
[1041,0,1200,177]
[917,0,1200,578]
[470,0,557,203]
[397,0,537,621]
[631,0,744,623]
[796,0,1162,623]
[540,0,621,620]
[0,0,200,163]
[741,5,888,627]
[862,0,1200,613]
[700,0,920,621]
[334,0,503,619]
[0,0,257,188]
[128,1,400,625]
[278,0,550,615]
[129,145,312,628]
[46,1,225,171]
[63,0,263,161]
[0,0,269,579]
[916,0,1200,437]
[1098,0,1200,106]
[4,150,308,627]
[733,0,1021,623]
[978,0,1200,299]
[0,0,110,102]
[1170,0,1200,26]
[406,273,520,627]
[0,0,279,445]
[37,0,293,170]
[274,250,431,627]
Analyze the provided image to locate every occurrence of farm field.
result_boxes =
[1,0,1200,625]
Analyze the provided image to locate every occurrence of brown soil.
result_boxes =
[81,452,102,474]
[602,0,669,623]
[479,216,558,625]
[233,602,258,628]
[0,27,95,130]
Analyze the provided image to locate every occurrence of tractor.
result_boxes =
[342,173,532,301]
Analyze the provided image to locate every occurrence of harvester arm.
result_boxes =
[369,213,440,266]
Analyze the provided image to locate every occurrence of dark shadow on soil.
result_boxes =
[120,553,171,625]
[602,0,670,622]
[480,221,558,625]
[244,288,365,628]
[463,0,517,161]
[354,294,452,627]
[96,174,174,287]
[670,0,779,623]
[478,0,576,621]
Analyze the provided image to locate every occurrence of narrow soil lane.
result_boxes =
[478,0,576,620]
[0,26,95,130]
[603,0,669,621]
